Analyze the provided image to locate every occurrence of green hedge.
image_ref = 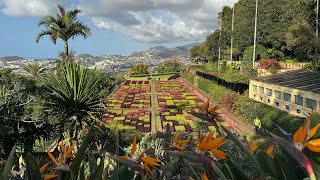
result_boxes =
[186,72,195,84]
[196,77,301,133]
[129,72,178,77]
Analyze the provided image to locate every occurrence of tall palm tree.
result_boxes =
[35,4,91,57]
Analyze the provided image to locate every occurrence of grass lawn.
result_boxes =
[128,74,177,81]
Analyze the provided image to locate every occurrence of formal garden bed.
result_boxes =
[102,109,151,132]
[105,80,151,108]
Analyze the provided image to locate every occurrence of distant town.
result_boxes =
[0,43,199,74]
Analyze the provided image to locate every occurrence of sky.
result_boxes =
[0,0,237,58]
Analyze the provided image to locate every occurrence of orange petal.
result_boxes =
[141,157,161,167]
[173,134,180,144]
[267,145,273,155]
[202,100,209,112]
[43,174,58,179]
[293,127,304,143]
[178,139,190,145]
[47,152,58,165]
[210,148,228,160]
[65,143,75,157]
[307,123,320,141]
[115,156,129,159]
[306,139,320,152]
[200,172,209,180]
[144,163,153,177]
[207,137,227,149]
[208,105,221,114]
[199,133,213,149]
[131,136,137,156]
[249,143,259,152]
[197,131,201,147]
[302,115,312,140]
[190,177,195,180]
[40,163,49,173]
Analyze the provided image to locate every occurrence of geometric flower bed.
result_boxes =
[156,80,208,132]
[105,80,151,108]
[156,80,204,109]
[160,109,231,132]
[102,109,151,132]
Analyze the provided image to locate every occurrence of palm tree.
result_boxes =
[35,4,91,57]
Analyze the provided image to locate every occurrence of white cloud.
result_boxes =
[0,0,59,16]
[78,0,237,43]
[0,0,238,43]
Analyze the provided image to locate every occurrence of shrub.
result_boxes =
[186,72,195,84]
[259,59,280,69]
[128,64,149,76]
[242,44,269,74]
[155,59,182,73]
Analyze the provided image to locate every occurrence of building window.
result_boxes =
[259,86,264,94]
[297,109,301,114]
[260,97,263,101]
[275,91,281,99]
[286,105,290,110]
[253,94,256,98]
[268,99,271,103]
[307,99,317,110]
[295,96,303,106]
[267,89,272,96]
[284,93,291,102]
[275,102,280,107]
[253,85,257,92]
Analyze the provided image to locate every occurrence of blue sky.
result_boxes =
[0,0,236,58]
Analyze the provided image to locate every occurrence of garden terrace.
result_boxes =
[160,109,232,132]
[102,109,151,132]
[105,80,151,108]
[156,80,204,109]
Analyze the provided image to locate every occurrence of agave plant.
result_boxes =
[41,63,101,139]
[23,62,45,80]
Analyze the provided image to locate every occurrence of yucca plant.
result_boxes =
[23,62,45,80]
[41,63,101,139]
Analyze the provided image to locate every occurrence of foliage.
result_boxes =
[259,59,280,74]
[190,45,209,62]
[242,44,269,74]
[155,59,182,73]
[35,4,91,56]
[285,20,320,61]
[202,0,317,62]
[41,63,102,139]
[226,61,241,71]
[128,64,149,76]
[186,72,195,84]
[23,62,45,80]
[0,69,50,157]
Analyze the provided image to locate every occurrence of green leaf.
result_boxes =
[211,161,227,180]
[107,156,144,178]
[274,153,299,180]
[79,164,85,180]
[26,153,42,180]
[255,150,276,176]
[88,152,97,173]
[71,125,94,179]
[189,163,201,180]
[110,165,135,180]
[89,159,104,180]
[1,145,16,180]
[221,125,263,175]
[225,161,249,180]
